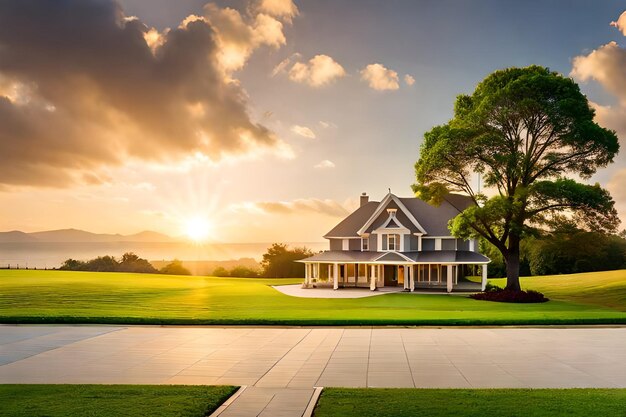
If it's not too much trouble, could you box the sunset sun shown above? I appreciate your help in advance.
[183,216,213,242]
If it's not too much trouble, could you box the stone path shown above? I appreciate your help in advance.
[1,325,626,416]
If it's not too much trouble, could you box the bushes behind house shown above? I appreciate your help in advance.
[60,252,190,275]
[61,252,157,274]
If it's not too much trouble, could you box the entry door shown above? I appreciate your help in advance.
[383,265,397,286]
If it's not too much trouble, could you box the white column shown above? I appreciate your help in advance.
[328,264,331,280]
[333,263,339,290]
[409,265,415,292]
[403,266,409,290]
[370,264,376,291]
[481,264,488,291]
[446,264,453,293]
[303,263,309,288]
[354,263,358,287]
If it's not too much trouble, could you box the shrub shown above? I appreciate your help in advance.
[159,259,191,276]
[60,259,86,271]
[118,252,158,273]
[484,282,503,292]
[212,266,230,277]
[229,266,260,278]
[471,288,549,303]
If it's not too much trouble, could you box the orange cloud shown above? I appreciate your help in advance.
[610,11,626,36]
[0,0,291,188]
[287,54,346,87]
[360,63,400,91]
[291,125,316,139]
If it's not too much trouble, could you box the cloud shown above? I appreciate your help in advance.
[404,74,416,86]
[204,3,287,74]
[0,0,292,188]
[314,159,335,169]
[291,125,316,139]
[319,120,336,128]
[256,0,299,23]
[360,63,400,91]
[271,57,292,76]
[232,198,350,217]
[287,55,346,87]
[610,11,626,36]
[571,41,626,140]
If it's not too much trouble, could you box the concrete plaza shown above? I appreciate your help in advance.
[1,325,626,416]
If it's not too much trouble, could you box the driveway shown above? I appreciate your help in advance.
[1,325,626,416]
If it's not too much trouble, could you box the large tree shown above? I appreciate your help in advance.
[413,66,620,291]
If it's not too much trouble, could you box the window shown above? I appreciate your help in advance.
[362,237,369,251]
[388,234,396,251]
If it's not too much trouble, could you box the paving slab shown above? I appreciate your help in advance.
[1,325,626,415]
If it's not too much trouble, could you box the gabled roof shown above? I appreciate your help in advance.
[357,193,427,235]
[323,201,379,238]
[324,192,475,239]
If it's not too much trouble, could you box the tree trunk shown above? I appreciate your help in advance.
[505,234,521,291]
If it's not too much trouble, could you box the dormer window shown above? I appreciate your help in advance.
[388,234,397,251]
[361,237,369,251]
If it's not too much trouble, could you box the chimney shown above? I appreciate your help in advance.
[360,192,369,207]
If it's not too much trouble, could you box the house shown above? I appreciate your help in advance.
[299,191,490,292]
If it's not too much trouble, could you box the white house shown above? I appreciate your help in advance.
[299,191,490,293]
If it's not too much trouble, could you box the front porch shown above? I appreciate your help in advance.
[301,261,487,293]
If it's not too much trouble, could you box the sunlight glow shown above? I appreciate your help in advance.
[183,216,213,242]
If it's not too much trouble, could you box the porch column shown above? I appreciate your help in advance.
[481,264,488,291]
[446,264,453,293]
[370,264,376,291]
[333,263,339,290]
[354,263,359,287]
[328,264,331,280]
[303,263,309,288]
[403,265,409,290]
[409,265,415,292]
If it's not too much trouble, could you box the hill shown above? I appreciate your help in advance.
[0,228,177,243]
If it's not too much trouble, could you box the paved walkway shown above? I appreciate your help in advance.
[1,326,626,416]
[273,284,403,298]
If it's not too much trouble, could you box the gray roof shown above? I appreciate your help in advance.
[323,201,379,238]
[398,194,474,236]
[403,250,489,263]
[300,250,489,264]
[324,193,474,238]
[299,251,381,263]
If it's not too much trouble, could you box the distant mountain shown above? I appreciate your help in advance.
[0,228,178,243]
[0,230,39,243]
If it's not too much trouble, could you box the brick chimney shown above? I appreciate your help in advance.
[360,192,369,207]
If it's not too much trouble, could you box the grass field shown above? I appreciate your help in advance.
[0,384,237,417]
[0,269,625,325]
[313,388,626,417]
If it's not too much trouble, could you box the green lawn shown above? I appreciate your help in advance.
[491,270,626,311]
[1,269,626,325]
[0,384,237,417]
[313,388,626,417]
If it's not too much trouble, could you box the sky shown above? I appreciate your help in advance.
[0,0,625,242]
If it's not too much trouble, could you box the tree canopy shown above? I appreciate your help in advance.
[413,66,620,290]
[261,243,312,278]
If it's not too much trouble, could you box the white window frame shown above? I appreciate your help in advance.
[342,239,349,250]
[388,234,397,251]
[361,237,369,251]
